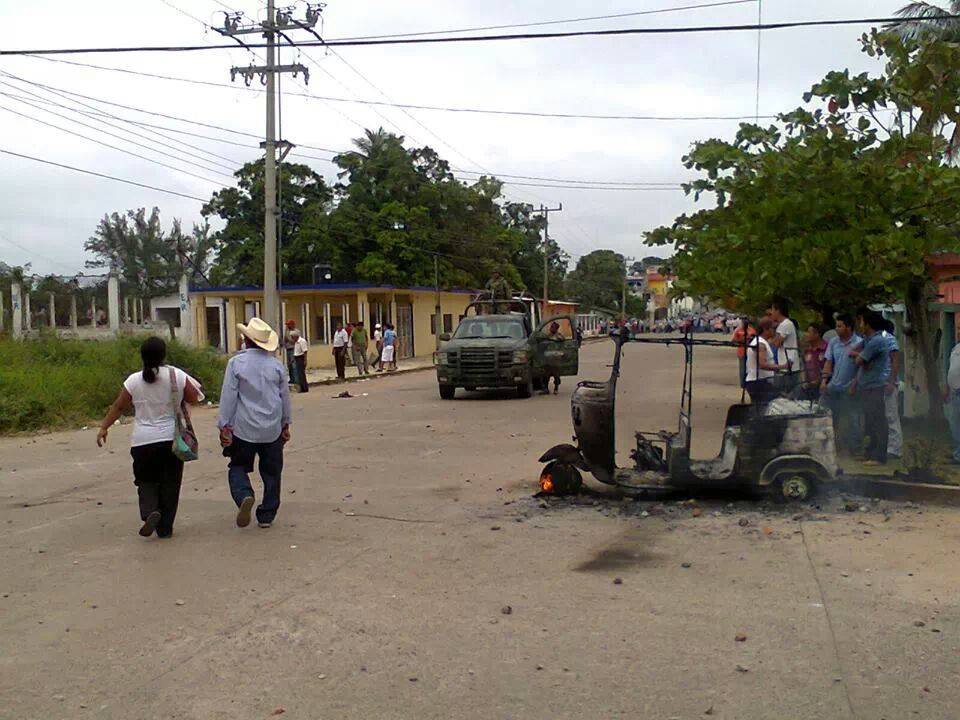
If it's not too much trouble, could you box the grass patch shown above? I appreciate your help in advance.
[0,334,226,433]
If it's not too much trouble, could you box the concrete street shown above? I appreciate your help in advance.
[2,340,958,720]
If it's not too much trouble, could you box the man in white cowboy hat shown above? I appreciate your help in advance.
[217,317,292,529]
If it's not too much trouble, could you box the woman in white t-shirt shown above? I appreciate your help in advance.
[745,318,787,405]
[97,337,203,539]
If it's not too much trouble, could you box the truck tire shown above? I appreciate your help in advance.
[517,376,534,399]
[439,384,456,400]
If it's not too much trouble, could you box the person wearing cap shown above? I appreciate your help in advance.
[217,318,292,529]
[351,321,370,376]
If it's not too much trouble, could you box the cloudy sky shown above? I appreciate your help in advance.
[0,0,907,276]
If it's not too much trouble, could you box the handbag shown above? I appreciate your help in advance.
[168,367,199,462]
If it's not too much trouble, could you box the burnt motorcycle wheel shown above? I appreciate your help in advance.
[775,472,815,502]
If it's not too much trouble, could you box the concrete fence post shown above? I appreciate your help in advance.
[108,274,120,332]
[70,295,78,331]
[124,296,130,325]
[11,282,23,339]
[0,286,4,333]
[24,292,31,332]
[48,292,56,329]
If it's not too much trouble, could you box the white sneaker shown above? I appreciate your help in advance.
[257,522,272,529]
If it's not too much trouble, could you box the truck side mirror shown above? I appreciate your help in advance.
[439,333,452,342]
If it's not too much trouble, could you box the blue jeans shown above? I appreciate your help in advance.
[826,389,862,455]
[227,435,284,524]
[946,395,960,462]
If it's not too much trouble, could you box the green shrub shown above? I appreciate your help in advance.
[0,335,226,433]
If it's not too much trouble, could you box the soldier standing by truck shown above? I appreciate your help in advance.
[540,321,565,395]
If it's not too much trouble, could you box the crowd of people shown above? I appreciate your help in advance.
[284,318,400,385]
[737,300,902,467]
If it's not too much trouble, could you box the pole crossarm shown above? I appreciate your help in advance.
[230,64,310,86]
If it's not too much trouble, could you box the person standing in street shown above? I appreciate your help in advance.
[541,321,564,395]
[373,323,384,372]
[767,298,800,385]
[881,319,903,460]
[332,322,349,380]
[96,336,203,539]
[732,318,756,388]
[381,323,398,372]
[218,318,292,529]
[284,319,298,386]
[944,340,960,464]
[291,330,309,393]
[820,313,863,455]
[744,318,787,406]
[851,312,892,466]
[801,323,828,400]
[351,320,370,376]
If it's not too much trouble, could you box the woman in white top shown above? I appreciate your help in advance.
[745,318,787,406]
[97,337,202,539]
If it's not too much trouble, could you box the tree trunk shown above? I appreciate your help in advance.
[905,280,943,422]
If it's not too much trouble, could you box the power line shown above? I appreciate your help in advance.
[23,54,781,122]
[4,16,958,55]
[329,0,759,41]
[0,101,232,187]
[0,148,210,202]
[0,79,240,174]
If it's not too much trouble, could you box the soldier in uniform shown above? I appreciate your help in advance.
[485,272,512,313]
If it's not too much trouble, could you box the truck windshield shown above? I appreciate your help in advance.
[453,319,527,340]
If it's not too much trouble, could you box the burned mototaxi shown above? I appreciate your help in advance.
[539,333,838,501]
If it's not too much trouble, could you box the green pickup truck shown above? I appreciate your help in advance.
[434,304,580,400]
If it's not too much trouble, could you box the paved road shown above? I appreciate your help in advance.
[2,340,957,719]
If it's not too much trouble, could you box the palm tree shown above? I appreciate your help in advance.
[889,2,960,41]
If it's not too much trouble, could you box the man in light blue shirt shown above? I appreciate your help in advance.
[218,318,292,529]
[820,313,862,455]
[851,312,892,464]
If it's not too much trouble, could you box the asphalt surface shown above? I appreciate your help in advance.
[2,338,958,720]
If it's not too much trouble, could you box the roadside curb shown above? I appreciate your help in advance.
[843,475,960,507]
[305,364,434,388]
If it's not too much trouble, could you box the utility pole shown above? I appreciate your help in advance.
[532,204,562,304]
[622,256,636,324]
[221,3,317,334]
[434,254,442,351]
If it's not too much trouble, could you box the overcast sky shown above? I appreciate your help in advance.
[0,0,907,276]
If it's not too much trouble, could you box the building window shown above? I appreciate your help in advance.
[443,314,453,333]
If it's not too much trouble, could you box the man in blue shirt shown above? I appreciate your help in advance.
[881,320,902,459]
[820,313,863,455]
[218,318,292,529]
[380,323,398,372]
[851,312,892,465]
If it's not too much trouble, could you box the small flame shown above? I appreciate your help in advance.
[539,473,554,494]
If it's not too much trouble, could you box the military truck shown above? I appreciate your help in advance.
[434,293,580,399]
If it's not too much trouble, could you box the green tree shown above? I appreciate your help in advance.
[889,2,960,41]
[646,31,960,417]
[85,208,178,299]
[203,159,333,286]
[566,250,627,314]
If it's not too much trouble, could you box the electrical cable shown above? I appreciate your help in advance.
[327,0,759,41]
[0,147,210,201]
[0,101,232,186]
[4,16,959,55]
[22,54,783,122]
[0,80,240,173]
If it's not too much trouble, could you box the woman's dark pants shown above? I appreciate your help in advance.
[131,442,184,536]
